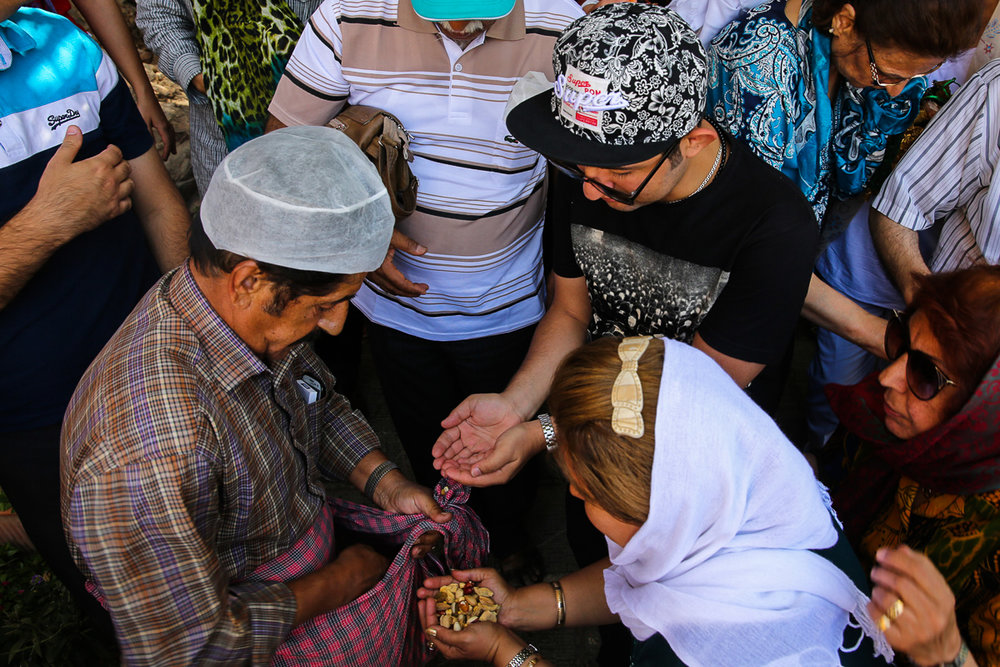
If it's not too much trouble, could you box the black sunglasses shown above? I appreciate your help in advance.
[547,142,677,205]
[884,310,956,401]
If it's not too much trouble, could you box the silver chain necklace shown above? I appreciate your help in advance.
[690,137,725,197]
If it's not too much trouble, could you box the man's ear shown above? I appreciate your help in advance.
[228,260,266,309]
[679,121,721,159]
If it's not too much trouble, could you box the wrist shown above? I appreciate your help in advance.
[370,465,404,508]
[503,642,540,667]
[536,414,558,452]
[501,388,541,423]
[934,633,969,667]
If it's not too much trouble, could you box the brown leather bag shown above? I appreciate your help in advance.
[328,105,418,219]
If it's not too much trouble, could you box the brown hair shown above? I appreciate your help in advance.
[811,0,982,59]
[548,337,664,526]
[909,265,1000,410]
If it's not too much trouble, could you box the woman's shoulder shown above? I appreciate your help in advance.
[711,0,799,54]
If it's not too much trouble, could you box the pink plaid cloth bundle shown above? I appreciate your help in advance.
[261,481,489,666]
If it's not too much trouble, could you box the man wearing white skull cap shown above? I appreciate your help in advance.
[60,127,451,664]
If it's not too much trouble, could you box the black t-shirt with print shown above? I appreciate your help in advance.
[550,132,817,366]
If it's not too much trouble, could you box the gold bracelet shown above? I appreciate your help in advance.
[551,579,566,626]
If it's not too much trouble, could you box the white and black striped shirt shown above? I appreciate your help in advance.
[873,58,1000,272]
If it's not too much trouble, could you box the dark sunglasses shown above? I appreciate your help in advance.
[865,39,943,89]
[884,310,956,401]
[547,141,677,205]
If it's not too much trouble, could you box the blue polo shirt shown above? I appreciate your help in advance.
[0,8,158,432]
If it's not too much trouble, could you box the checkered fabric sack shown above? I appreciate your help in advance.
[268,481,489,666]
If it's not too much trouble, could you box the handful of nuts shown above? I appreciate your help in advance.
[435,581,499,631]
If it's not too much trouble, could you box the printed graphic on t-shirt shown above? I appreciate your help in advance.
[571,225,729,342]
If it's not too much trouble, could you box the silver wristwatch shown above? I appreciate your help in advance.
[507,643,540,667]
[537,413,557,451]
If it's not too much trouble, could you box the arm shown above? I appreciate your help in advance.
[801,274,888,358]
[692,334,764,390]
[268,2,351,128]
[0,126,132,311]
[73,0,176,158]
[134,0,204,100]
[316,388,450,522]
[129,146,190,270]
[432,274,592,486]
[870,210,930,304]
[502,274,592,420]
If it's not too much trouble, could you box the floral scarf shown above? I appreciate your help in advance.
[708,0,925,223]
[828,353,1000,545]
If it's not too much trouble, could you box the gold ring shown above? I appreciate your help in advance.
[878,614,891,632]
[426,627,438,638]
[426,640,437,653]
[887,599,904,620]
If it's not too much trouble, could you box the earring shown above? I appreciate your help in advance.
[828,26,835,35]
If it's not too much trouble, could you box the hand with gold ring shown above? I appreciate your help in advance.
[867,545,976,666]
[425,626,438,653]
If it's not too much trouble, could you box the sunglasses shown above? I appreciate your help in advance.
[884,310,956,401]
[865,39,943,89]
[547,142,678,205]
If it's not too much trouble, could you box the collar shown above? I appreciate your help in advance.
[396,0,525,41]
[168,262,272,392]
[0,10,39,71]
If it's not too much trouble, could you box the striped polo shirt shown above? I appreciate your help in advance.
[872,58,1000,273]
[269,0,582,341]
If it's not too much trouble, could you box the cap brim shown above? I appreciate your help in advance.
[506,90,672,168]
[411,0,515,21]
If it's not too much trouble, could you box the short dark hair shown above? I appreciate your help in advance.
[909,265,1000,411]
[812,0,982,59]
[188,216,351,314]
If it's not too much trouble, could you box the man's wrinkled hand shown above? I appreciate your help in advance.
[29,126,133,240]
[376,473,452,524]
[367,229,429,297]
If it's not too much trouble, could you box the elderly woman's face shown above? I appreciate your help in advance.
[828,5,945,97]
[879,310,961,440]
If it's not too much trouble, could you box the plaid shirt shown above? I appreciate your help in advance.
[61,263,381,665]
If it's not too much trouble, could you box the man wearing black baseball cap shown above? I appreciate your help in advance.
[435,3,817,484]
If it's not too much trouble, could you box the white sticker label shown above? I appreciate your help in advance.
[554,64,629,133]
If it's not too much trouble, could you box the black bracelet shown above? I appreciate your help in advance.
[364,460,400,499]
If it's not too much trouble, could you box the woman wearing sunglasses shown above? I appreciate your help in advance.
[827,266,1000,666]
[419,336,892,666]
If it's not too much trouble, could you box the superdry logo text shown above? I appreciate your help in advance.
[48,109,81,130]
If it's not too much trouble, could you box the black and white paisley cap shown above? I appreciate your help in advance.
[507,2,707,168]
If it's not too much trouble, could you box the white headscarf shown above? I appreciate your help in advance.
[602,339,891,666]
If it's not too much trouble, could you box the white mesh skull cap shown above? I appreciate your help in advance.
[200,126,394,275]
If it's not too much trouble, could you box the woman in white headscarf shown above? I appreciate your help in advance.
[418,336,890,666]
